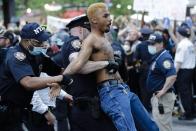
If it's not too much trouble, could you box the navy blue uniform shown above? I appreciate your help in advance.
[0,44,37,130]
[146,49,176,130]
[146,50,176,93]
[0,44,61,130]
[53,36,116,131]
[134,41,154,111]
[0,48,8,76]
[0,45,37,106]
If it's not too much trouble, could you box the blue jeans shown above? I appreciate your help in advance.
[98,81,159,131]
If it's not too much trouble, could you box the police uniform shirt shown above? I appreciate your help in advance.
[174,38,196,69]
[147,50,176,93]
[134,41,154,66]
[0,44,40,107]
[55,36,97,97]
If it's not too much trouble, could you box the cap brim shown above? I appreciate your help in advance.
[36,32,51,42]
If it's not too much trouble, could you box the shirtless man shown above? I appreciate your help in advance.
[63,3,159,131]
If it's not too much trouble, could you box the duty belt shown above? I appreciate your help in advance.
[97,79,121,90]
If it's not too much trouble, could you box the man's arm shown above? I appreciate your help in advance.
[20,75,63,91]
[156,75,176,98]
[63,36,94,75]
[69,52,109,74]
[175,62,182,74]
[168,26,179,45]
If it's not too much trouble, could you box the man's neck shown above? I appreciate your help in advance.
[91,27,104,37]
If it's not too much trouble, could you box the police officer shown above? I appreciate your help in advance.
[0,31,17,75]
[124,29,141,95]
[146,33,176,131]
[0,23,72,131]
[0,31,15,48]
[52,14,118,131]
[174,25,196,120]
[106,30,128,82]
[134,27,154,111]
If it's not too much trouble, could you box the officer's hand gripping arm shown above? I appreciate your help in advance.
[106,60,119,74]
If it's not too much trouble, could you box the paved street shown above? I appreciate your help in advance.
[173,117,196,131]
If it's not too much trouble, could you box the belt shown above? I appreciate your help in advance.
[97,79,121,90]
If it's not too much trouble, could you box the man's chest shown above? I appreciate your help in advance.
[94,40,114,58]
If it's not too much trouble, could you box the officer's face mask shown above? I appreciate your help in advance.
[148,45,157,55]
[29,40,49,57]
[29,46,48,56]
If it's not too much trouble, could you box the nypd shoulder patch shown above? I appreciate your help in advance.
[163,60,171,69]
[14,52,26,61]
[71,40,81,50]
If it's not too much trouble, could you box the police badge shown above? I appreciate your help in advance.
[71,40,81,50]
[14,52,26,61]
[163,60,171,69]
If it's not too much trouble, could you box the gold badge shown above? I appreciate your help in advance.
[14,52,26,61]
[163,60,171,69]
[71,40,81,50]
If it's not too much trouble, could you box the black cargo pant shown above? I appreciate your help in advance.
[176,69,194,117]
[0,102,23,131]
[69,97,117,131]
[24,107,55,131]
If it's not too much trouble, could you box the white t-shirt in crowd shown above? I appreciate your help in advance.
[174,38,196,69]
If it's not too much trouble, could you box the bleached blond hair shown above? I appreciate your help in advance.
[87,3,107,22]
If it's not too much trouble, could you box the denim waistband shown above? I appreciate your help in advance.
[97,79,121,90]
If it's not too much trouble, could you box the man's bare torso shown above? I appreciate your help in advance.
[88,33,117,83]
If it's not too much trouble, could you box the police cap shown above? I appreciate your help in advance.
[148,33,163,45]
[140,27,153,35]
[66,14,90,31]
[177,25,191,38]
[0,31,15,43]
[20,23,51,42]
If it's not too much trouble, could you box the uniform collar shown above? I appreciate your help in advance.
[151,49,166,62]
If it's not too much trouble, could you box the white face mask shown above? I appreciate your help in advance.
[148,45,157,55]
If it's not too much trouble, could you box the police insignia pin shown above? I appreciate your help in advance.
[14,52,26,61]
[71,40,81,49]
[163,60,171,69]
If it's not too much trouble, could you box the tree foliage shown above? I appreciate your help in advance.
[15,0,133,16]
